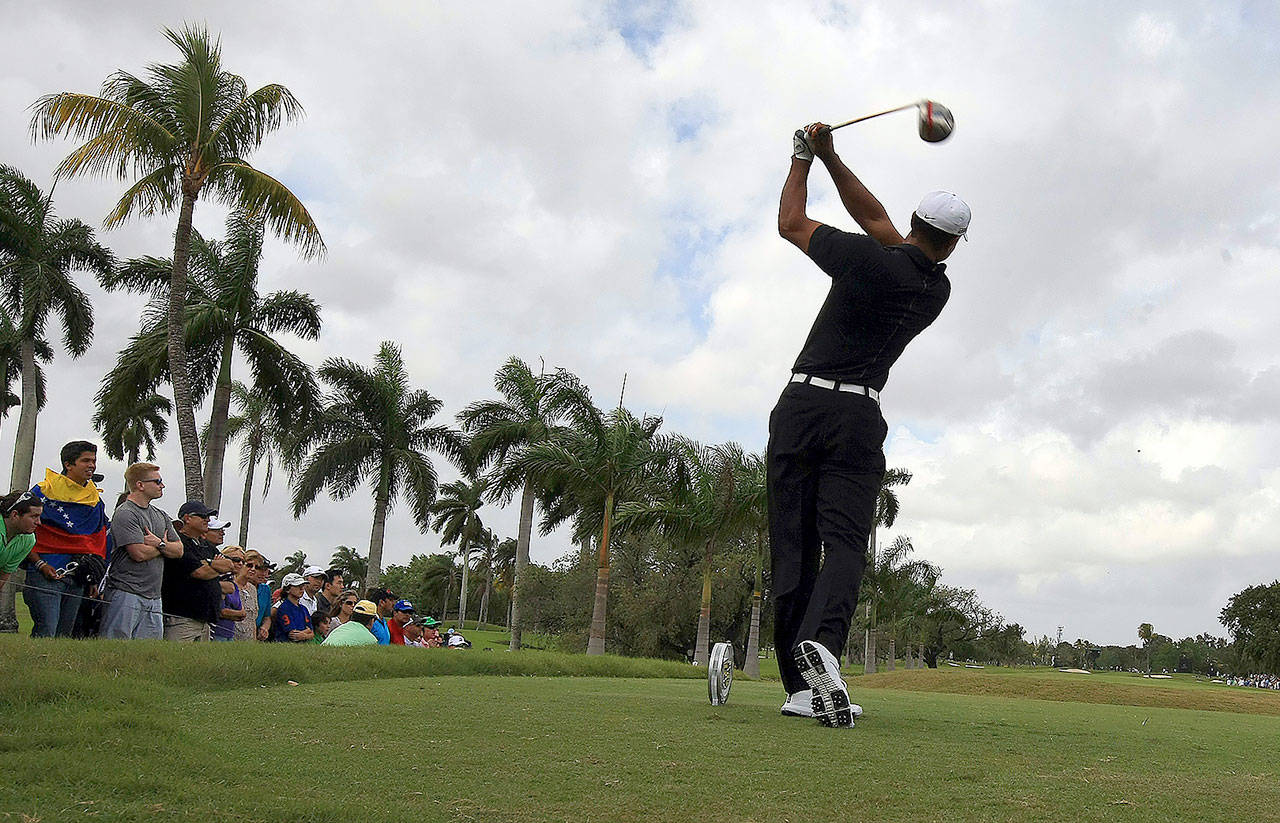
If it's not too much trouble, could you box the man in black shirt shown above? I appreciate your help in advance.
[770,122,970,727]
[160,501,233,641]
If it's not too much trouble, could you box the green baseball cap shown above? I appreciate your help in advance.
[419,616,438,627]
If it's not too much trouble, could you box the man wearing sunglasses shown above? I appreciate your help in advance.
[160,501,233,641]
[101,463,183,639]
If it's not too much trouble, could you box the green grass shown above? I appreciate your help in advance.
[3,637,1279,822]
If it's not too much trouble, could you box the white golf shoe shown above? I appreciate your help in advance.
[780,689,816,717]
[794,640,863,728]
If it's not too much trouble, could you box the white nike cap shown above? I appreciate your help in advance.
[915,191,971,237]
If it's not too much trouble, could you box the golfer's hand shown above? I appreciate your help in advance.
[805,122,835,160]
[792,129,814,162]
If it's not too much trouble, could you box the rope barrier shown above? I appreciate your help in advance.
[1,575,257,623]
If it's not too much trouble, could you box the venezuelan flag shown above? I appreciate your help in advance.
[31,469,109,558]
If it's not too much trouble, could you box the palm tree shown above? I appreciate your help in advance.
[0,164,114,491]
[470,527,502,626]
[98,207,321,507]
[93,391,172,469]
[493,536,518,628]
[1138,622,1154,673]
[0,307,52,633]
[290,341,464,587]
[459,357,586,650]
[420,554,459,620]
[0,307,53,442]
[617,439,749,665]
[428,478,488,629]
[735,451,768,678]
[329,546,369,590]
[863,467,912,673]
[866,535,940,670]
[273,549,308,586]
[519,401,673,655]
[32,24,325,499]
[222,381,295,547]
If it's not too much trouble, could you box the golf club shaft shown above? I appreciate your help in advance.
[827,102,919,132]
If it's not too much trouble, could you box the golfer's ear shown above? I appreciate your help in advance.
[780,216,822,253]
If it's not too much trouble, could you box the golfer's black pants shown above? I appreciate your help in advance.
[767,382,886,694]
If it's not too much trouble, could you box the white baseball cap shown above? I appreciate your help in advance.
[281,572,306,587]
[915,191,971,237]
[302,565,326,578]
[207,517,232,530]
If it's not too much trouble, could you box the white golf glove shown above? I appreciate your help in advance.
[792,129,814,162]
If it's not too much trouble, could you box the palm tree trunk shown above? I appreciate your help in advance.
[8,338,39,493]
[864,526,877,674]
[366,465,391,586]
[238,441,258,547]
[0,568,22,633]
[586,491,615,655]
[479,557,493,626]
[440,574,452,620]
[887,634,897,671]
[693,538,714,666]
[1,340,40,634]
[121,446,140,493]
[509,477,536,650]
[169,185,204,500]
[743,531,764,678]
[201,333,236,508]
[458,537,470,629]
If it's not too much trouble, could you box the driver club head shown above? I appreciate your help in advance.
[918,100,954,142]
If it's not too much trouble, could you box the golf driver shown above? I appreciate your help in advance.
[795,98,954,145]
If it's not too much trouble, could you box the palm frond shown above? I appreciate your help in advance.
[205,161,324,258]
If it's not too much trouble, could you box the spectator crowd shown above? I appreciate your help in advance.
[0,441,468,648]
[1223,674,1280,690]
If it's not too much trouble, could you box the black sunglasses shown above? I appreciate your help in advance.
[140,478,164,485]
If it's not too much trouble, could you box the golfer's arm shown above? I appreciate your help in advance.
[778,158,822,252]
[821,154,903,246]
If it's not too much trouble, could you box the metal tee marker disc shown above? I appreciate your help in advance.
[708,641,734,705]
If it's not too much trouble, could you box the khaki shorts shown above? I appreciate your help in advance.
[164,615,210,642]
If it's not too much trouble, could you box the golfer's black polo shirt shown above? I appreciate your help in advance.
[791,225,951,391]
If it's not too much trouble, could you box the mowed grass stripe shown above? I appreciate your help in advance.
[5,673,1280,822]
[858,668,1280,716]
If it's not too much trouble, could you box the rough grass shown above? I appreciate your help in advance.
[0,635,700,713]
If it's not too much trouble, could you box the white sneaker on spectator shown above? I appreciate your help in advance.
[794,640,863,727]
[780,689,816,717]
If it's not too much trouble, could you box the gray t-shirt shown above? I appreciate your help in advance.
[107,499,179,599]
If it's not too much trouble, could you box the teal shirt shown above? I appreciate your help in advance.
[0,518,36,574]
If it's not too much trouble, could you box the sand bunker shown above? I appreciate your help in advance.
[1057,668,1091,674]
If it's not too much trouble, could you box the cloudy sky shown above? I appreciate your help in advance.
[2,1,1277,645]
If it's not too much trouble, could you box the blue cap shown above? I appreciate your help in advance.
[393,599,415,613]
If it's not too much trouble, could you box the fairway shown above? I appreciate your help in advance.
[4,640,1280,822]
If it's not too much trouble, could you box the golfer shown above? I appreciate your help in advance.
[770,122,970,727]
